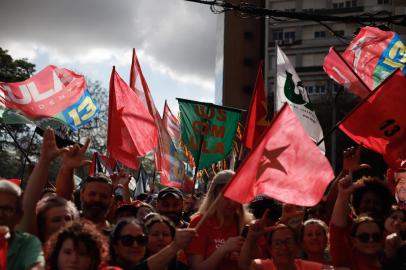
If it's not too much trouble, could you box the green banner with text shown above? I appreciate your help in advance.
[178,98,241,170]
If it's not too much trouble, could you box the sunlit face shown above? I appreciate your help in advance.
[384,210,405,234]
[352,222,383,256]
[57,239,92,270]
[147,222,173,255]
[113,223,146,265]
[395,177,406,203]
[80,182,112,221]
[269,228,299,265]
[44,206,75,242]
[302,223,327,254]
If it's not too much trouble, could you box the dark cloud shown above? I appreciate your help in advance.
[0,0,217,81]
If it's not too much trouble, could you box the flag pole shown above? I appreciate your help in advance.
[273,41,278,115]
[331,47,372,92]
[316,69,399,146]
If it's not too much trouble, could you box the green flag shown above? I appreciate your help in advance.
[178,98,242,170]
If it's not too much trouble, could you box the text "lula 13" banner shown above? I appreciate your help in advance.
[0,65,99,131]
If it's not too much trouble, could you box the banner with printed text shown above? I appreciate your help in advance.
[0,65,99,131]
[178,98,241,170]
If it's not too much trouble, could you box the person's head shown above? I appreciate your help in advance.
[110,218,148,267]
[80,173,113,223]
[114,203,138,223]
[144,214,175,255]
[304,202,328,223]
[197,170,252,229]
[136,203,154,221]
[45,221,108,270]
[156,187,184,225]
[394,169,406,204]
[351,177,395,220]
[183,194,197,213]
[135,193,149,202]
[300,219,328,256]
[0,180,23,230]
[384,205,406,234]
[36,195,79,242]
[350,216,384,256]
[249,195,282,225]
[267,224,300,266]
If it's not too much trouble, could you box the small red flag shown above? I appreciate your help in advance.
[339,69,406,163]
[243,62,269,149]
[323,47,371,98]
[107,67,157,169]
[223,104,334,206]
[162,100,181,141]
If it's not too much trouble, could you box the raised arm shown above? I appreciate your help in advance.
[147,228,196,270]
[55,139,90,200]
[16,128,66,234]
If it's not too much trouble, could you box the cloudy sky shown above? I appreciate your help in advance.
[0,0,218,113]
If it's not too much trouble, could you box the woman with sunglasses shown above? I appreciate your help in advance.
[144,214,188,270]
[186,170,253,270]
[109,218,196,270]
[330,173,385,270]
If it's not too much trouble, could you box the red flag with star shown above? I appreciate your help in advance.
[243,62,269,149]
[223,104,334,206]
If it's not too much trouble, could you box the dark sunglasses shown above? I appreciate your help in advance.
[118,234,148,247]
[356,232,382,243]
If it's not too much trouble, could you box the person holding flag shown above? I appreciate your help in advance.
[186,170,252,270]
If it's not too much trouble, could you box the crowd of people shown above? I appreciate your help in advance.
[0,129,406,270]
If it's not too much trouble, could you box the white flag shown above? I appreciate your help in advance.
[276,44,325,152]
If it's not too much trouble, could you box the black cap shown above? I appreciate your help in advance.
[158,187,183,201]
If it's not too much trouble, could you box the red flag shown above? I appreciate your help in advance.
[323,47,371,98]
[243,62,269,149]
[129,50,185,188]
[223,104,334,206]
[339,70,406,163]
[107,67,157,169]
[163,100,181,141]
[0,65,85,118]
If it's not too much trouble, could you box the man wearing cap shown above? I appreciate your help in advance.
[156,187,189,228]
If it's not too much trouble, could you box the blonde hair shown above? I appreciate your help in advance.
[195,170,252,231]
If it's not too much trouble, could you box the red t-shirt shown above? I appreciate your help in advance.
[329,223,382,270]
[186,213,240,270]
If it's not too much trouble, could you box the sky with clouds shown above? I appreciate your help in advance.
[0,0,218,113]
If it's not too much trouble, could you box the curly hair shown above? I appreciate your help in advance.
[45,221,108,270]
[351,176,395,219]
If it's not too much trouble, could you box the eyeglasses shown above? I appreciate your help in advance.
[271,238,296,248]
[118,234,148,247]
[355,232,382,243]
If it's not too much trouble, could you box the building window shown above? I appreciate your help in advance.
[306,86,314,94]
[285,8,296,12]
[273,31,295,42]
[333,0,357,8]
[314,31,326,39]
[335,30,345,36]
[377,0,390,4]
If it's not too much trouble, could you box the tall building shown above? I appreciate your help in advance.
[265,0,406,102]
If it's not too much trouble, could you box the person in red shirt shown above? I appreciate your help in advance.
[186,170,252,270]
[329,172,385,270]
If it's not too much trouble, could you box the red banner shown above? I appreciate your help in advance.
[0,65,85,118]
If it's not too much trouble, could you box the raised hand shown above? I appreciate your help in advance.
[39,128,68,163]
[220,236,245,254]
[247,209,274,239]
[172,228,197,250]
[61,138,91,169]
